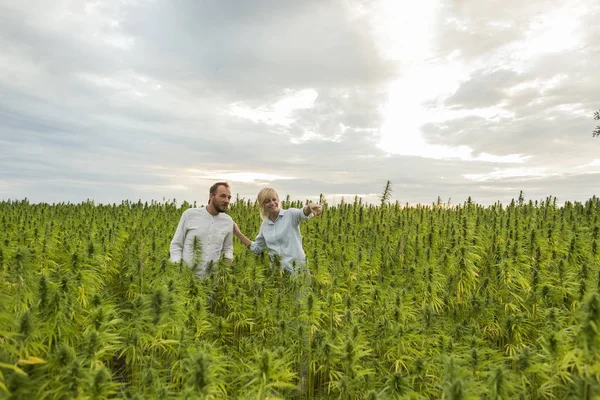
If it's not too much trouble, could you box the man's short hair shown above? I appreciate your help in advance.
[209,182,230,196]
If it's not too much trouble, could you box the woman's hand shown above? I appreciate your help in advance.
[307,203,323,216]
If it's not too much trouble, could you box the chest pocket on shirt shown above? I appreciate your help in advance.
[217,230,227,244]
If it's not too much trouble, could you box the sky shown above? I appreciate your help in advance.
[1,0,599,206]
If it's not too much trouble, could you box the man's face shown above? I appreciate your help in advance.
[210,185,232,213]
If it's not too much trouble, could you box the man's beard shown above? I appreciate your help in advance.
[214,203,228,213]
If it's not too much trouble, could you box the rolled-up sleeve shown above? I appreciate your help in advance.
[169,213,187,262]
[292,207,313,225]
[223,226,234,260]
[249,230,267,254]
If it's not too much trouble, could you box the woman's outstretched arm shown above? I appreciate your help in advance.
[303,202,323,216]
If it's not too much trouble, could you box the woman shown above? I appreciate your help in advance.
[233,187,322,275]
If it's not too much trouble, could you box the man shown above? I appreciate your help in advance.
[169,182,233,278]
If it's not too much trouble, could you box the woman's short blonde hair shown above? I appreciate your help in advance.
[257,187,279,220]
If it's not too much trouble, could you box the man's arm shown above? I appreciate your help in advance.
[223,224,234,263]
[169,213,187,262]
[233,222,252,247]
[233,222,266,254]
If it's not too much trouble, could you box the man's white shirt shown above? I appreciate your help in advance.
[169,207,233,277]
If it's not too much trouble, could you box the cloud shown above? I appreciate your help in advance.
[464,167,553,182]
[445,69,520,109]
[190,171,296,184]
[229,89,319,127]
[0,0,598,206]
[120,0,395,96]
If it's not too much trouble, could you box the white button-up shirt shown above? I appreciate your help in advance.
[249,208,312,273]
[169,207,233,277]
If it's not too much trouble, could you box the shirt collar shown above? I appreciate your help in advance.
[266,208,285,224]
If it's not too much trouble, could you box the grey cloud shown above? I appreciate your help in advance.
[1,0,598,206]
[421,111,597,164]
[120,0,395,99]
[0,0,392,169]
[425,0,600,160]
[445,69,520,109]
[284,87,387,142]
[0,3,129,83]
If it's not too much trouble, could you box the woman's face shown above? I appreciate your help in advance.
[263,195,280,215]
